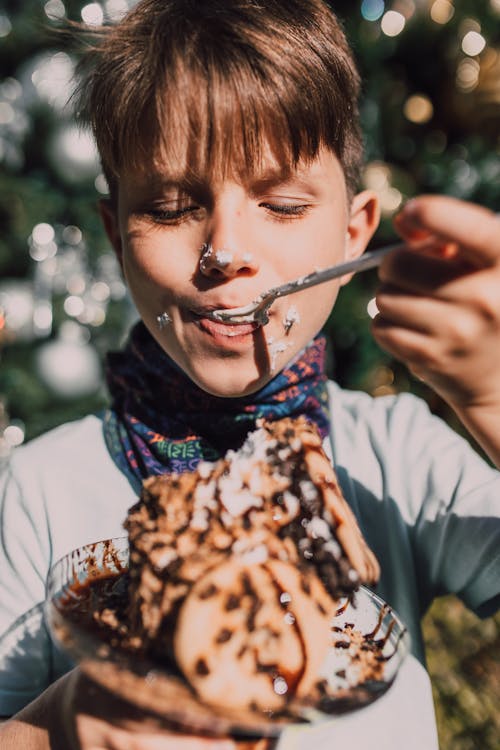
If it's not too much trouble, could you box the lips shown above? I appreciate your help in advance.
[196,316,258,338]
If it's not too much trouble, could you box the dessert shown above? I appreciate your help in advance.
[124,416,380,712]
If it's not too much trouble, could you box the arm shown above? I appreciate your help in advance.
[372,196,500,467]
[0,464,55,716]
[0,675,70,750]
[0,669,242,749]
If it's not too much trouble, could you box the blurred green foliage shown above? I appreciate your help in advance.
[423,599,500,750]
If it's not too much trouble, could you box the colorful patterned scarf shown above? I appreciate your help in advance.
[103,322,330,492]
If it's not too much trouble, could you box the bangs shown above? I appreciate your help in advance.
[75,0,362,193]
[147,49,328,184]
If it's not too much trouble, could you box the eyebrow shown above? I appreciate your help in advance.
[130,174,208,202]
[248,173,295,194]
[141,173,199,190]
[136,161,318,196]
[248,168,325,198]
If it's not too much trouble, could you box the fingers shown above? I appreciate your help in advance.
[378,249,470,295]
[67,671,239,750]
[377,259,500,327]
[375,196,500,380]
[75,711,238,749]
[394,196,500,267]
[374,279,500,346]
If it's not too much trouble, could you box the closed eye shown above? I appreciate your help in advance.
[260,202,310,219]
[145,205,203,224]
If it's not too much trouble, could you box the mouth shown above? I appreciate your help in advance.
[190,303,262,342]
[195,314,260,339]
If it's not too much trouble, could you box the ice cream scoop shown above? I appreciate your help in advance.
[174,558,337,712]
[125,417,380,714]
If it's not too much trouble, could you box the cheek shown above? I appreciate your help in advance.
[275,284,339,344]
[300,281,341,322]
[284,234,347,291]
[122,241,191,297]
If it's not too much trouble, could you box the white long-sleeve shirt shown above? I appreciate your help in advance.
[1,382,499,747]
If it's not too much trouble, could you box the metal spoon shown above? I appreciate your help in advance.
[206,241,402,326]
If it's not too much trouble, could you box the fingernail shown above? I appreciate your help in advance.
[394,200,431,242]
[400,198,418,215]
[395,199,420,224]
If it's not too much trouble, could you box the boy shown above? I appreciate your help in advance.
[1,1,499,747]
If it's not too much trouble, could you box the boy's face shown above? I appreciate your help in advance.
[101,147,378,397]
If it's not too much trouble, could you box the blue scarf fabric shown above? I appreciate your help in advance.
[103,322,330,491]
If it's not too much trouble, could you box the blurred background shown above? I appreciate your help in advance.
[0,0,499,746]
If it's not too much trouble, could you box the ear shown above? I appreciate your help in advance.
[99,199,123,269]
[340,190,380,286]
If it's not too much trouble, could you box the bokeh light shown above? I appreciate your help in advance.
[32,223,56,246]
[49,123,100,181]
[35,334,102,397]
[363,162,404,216]
[0,283,35,339]
[44,0,66,20]
[0,13,11,37]
[95,173,110,195]
[29,52,75,110]
[104,0,130,20]
[381,10,406,36]
[3,422,25,448]
[0,77,27,169]
[64,295,86,317]
[81,2,104,25]
[366,297,379,319]
[0,78,22,102]
[462,31,487,57]
[361,0,385,22]
[33,302,53,337]
[0,102,14,125]
[430,0,455,25]
[404,94,434,124]
[456,58,480,92]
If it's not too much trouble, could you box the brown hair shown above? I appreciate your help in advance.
[73,0,363,197]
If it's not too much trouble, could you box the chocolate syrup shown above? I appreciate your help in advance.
[56,571,402,719]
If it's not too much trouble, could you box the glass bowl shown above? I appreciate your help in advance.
[45,537,410,738]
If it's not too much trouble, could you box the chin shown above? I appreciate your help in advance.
[187,364,274,399]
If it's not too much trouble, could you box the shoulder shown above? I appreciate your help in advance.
[10,413,105,465]
[326,380,498,502]
[326,380,440,448]
[5,411,134,499]
[7,414,115,487]
[3,414,136,562]
[326,379,498,508]
[326,379,497,468]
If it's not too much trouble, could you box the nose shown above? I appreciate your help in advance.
[199,242,258,279]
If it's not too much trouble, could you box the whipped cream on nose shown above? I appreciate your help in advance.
[199,243,255,274]
[214,249,233,267]
[199,243,234,272]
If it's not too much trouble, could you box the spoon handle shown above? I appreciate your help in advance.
[269,211,500,303]
[267,242,401,301]
[210,242,403,324]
